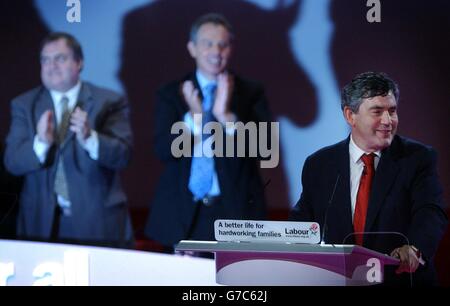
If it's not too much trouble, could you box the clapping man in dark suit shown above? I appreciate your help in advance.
[290,71,447,285]
[145,13,272,250]
[4,32,134,248]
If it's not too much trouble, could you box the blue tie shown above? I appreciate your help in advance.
[188,84,216,200]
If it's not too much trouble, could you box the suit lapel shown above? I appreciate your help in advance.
[61,82,94,149]
[229,76,239,115]
[330,137,354,243]
[364,140,400,232]
[77,82,95,113]
[191,73,202,100]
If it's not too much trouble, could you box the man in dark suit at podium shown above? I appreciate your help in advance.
[290,71,447,285]
[145,13,270,250]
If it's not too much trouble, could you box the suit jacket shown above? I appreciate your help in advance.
[4,82,134,247]
[290,135,447,285]
[145,73,270,246]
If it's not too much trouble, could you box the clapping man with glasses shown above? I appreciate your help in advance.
[4,32,134,248]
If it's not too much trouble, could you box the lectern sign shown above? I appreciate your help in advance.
[214,220,320,244]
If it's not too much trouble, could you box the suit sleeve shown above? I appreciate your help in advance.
[408,148,448,261]
[96,97,133,170]
[289,156,314,221]
[249,85,272,123]
[4,99,43,176]
[153,88,188,162]
[230,83,275,163]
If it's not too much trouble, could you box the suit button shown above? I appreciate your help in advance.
[202,197,211,206]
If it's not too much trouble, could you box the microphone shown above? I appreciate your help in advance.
[320,173,340,245]
[262,178,271,190]
[248,178,271,208]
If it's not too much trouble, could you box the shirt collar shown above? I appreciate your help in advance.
[49,81,82,106]
[349,134,381,164]
[195,70,217,94]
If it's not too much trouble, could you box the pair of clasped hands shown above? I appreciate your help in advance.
[181,73,235,124]
[37,107,90,145]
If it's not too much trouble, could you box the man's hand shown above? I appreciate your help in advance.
[37,110,54,145]
[182,80,202,115]
[390,245,422,274]
[212,73,234,123]
[69,107,91,144]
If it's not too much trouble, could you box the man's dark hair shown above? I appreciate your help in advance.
[189,13,234,42]
[341,71,399,112]
[40,32,84,62]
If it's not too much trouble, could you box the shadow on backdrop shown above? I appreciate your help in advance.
[119,0,317,235]
[0,0,49,139]
[0,142,22,239]
[0,0,48,238]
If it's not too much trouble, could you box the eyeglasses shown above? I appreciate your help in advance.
[40,54,72,66]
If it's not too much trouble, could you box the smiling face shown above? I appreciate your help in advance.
[187,22,232,80]
[40,38,82,92]
[344,92,398,152]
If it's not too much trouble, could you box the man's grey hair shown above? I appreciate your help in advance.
[341,71,399,112]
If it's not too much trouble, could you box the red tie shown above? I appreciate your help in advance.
[354,153,375,245]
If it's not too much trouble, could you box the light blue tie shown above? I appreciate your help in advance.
[188,84,216,200]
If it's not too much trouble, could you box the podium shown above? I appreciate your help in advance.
[0,239,216,286]
[176,240,400,286]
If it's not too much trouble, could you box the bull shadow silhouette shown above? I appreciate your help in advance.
[0,0,47,238]
[119,0,317,226]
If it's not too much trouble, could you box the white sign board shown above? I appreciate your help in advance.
[0,239,215,286]
[214,220,320,244]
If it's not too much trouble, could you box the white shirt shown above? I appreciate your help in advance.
[349,135,381,221]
